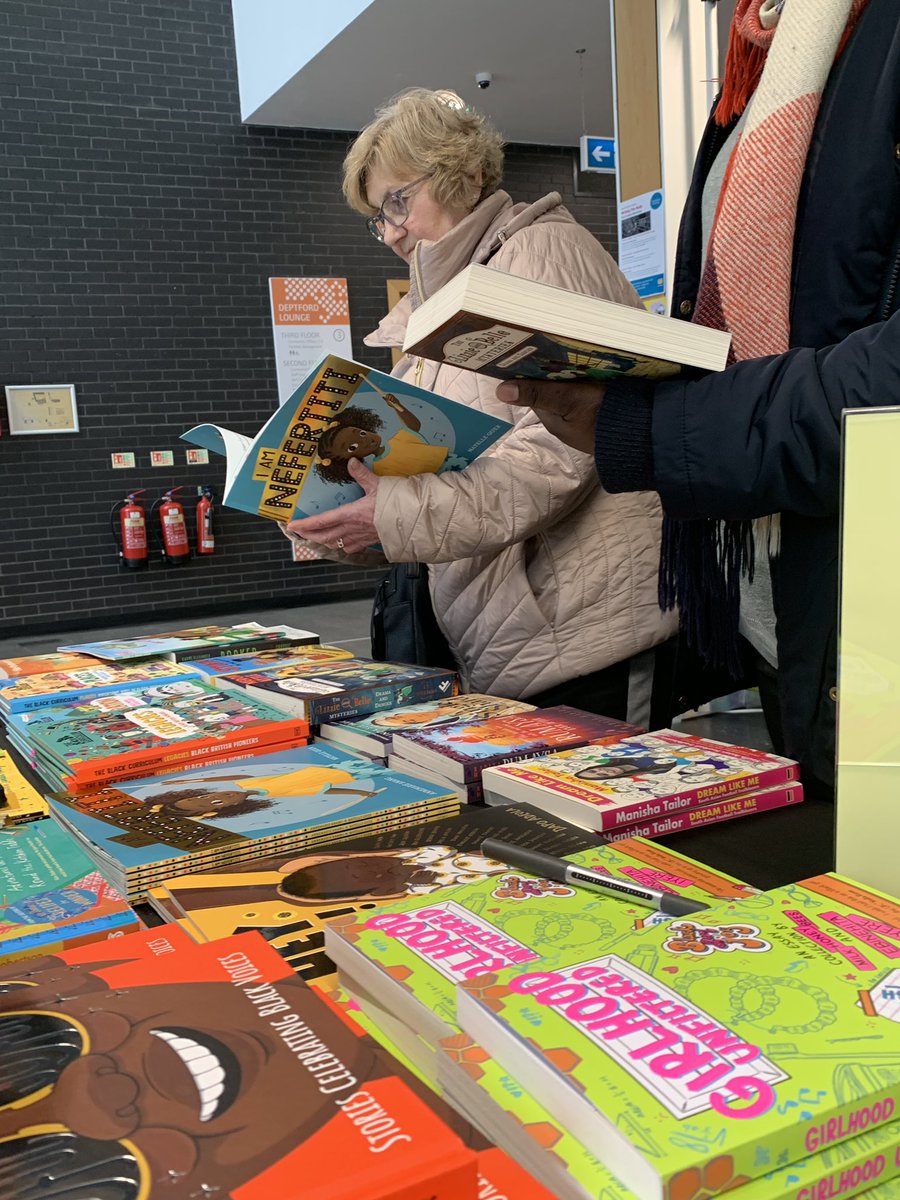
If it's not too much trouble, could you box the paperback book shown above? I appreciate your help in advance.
[218,657,457,724]
[318,692,536,759]
[438,1031,900,1200]
[47,742,459,900]
[0,820,138,962]
[0,658,203,714]
[602,781,804,842]
[403,262,732,381]
[0,651,103,679]
[17,678,309,789]
[455,873,900,1200]
[324,838,755,1079]
[181,352,511,525]
[57,620,318,662]
[387,752,487,805]
[481,729,801,833]
[189,641,354,679]
[0,928,480,1200]
[392,704,644,784]
[0,749,48,823]
[147,802,598,989]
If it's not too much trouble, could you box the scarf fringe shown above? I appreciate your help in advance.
[659,515,755,677]
[714,14,769,126]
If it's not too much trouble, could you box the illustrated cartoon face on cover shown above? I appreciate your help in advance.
[313,393,448,484]
[0,963,371,1198]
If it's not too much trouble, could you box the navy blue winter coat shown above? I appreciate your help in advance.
[596,0,900,790]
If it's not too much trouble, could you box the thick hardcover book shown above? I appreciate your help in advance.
[0,658,203,714]
[393,705,644,784]
[0,750,48,823]
[0,821,138,963]
[439,1031,900,1200]
[189,642,354,679]
[218,657,457,724]
[57,621,318,662]
[0,929,479,1199]
[318,692,536,759]
[18,678,308,787]
[324,839,755,1076]
[46,743,459,900]
[148,803,598,990]
[403,263,732,381]
[602,781,804,842]
[481,729,801,832]
[181,352,511,525]
[455,873,900,1200]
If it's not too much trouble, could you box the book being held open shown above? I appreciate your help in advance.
[181,353,511,525]
[403,263,732,381]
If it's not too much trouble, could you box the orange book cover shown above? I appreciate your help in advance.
[0,928,477,1199]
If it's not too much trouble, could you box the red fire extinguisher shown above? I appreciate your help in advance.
[195,486,215,555]
[151,487,191,566]
[110,490,149,570]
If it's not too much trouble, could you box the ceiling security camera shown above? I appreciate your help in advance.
[475,71,492,89]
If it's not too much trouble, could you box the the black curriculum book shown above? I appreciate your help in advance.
[403,262,731,381]
[147,802,601,989]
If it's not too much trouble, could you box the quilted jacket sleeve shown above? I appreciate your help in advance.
[597,310,900,521]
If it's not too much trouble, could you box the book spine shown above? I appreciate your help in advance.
[66,721,310,785]
[0,907,139,961]
[602,783,804,840]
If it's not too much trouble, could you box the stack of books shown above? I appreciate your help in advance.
[45,741,461,902]
[480,728,804,839]
[187,641,354,680]
[0,818,138,962]
[55,619,320,662]
[388,705,644,804]
[0,657,205,716]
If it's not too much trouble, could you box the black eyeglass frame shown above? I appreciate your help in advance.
[365,174,432,242]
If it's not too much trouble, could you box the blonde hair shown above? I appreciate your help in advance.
[343,87,505,216]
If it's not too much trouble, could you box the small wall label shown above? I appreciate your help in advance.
[150,450,174,467]
[186,448,209,464]
[111,452,136,469]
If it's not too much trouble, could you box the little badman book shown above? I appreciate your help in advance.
[182,353,511,524]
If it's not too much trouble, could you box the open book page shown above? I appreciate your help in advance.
[181,424,252,496]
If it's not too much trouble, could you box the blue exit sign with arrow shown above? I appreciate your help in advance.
[579,135,616,174]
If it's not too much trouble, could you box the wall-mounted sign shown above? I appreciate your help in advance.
[150,450,174,467]
[111,452,136,469]
[580,135,616,174]
[269,277,351,406]
[186,448,209,465]
[5,384,79,435]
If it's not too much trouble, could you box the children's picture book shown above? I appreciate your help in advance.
[318,692,537,758]
[0,929,480,1200]
[57,620,319,662]
[438,1030,900,1200]
[602,780,805,842]
[18,678,309,789]
[0,820,138,963]
[392,705,644,784]
[455,873,900,1200]
[324,838,756,1077]
[481,729,801,832]
[0,650,103,679]
[403,263,732,381]
[189,642,354,679]
[0,658,203,714]
[47,742,459,899]
[147,802,598,990]
[0,750,48,824]
[181,353,511,525]
[218,657,457,724]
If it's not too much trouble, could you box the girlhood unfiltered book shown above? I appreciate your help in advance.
[181,354,511,524]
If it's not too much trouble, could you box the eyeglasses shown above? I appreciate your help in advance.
[366,174,431,242]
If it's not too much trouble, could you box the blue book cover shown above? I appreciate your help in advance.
[0,659,203,714]
[47,743,459,886]
[181,353,511,523]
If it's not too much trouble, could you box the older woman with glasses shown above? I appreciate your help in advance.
[287,88,677,721]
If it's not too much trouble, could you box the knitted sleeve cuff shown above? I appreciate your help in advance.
[594,379,656,493]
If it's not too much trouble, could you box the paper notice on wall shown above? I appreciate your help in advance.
[269,277,351,405]
[617,190,667,315]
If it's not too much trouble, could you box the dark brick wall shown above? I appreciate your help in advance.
[0,0,618,636]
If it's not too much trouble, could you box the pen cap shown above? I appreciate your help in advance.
[480,838,569,885]
[658,892,709,917]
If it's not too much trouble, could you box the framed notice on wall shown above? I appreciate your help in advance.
[269,277,351,406]
[5,384,79,435]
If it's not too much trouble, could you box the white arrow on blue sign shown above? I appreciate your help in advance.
[579,135,617,174]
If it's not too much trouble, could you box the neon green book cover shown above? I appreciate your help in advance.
[454,874,900,1200]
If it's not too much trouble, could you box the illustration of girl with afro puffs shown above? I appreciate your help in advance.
[314,385,449,485]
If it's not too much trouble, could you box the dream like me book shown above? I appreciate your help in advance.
[181,353,511,525]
